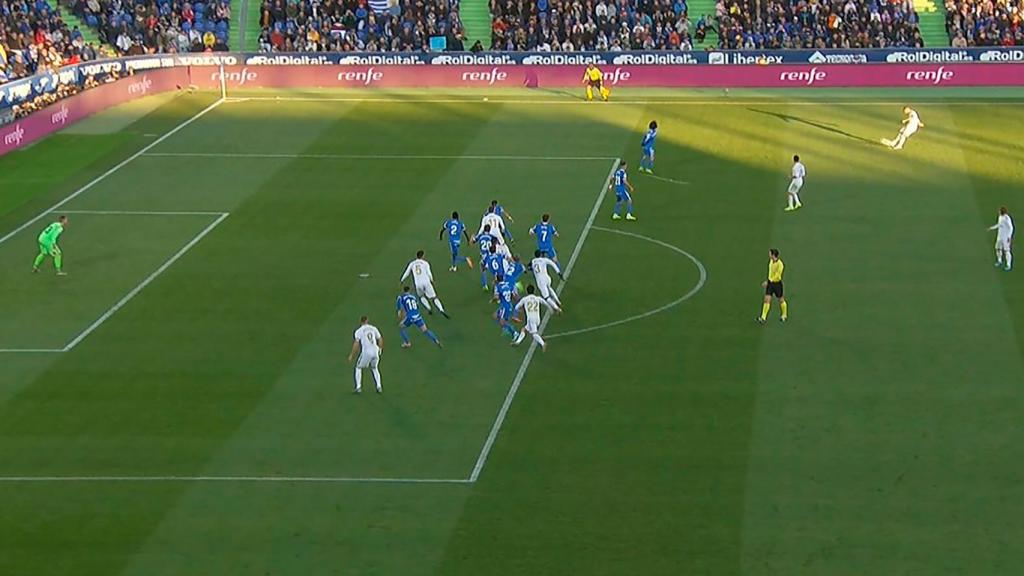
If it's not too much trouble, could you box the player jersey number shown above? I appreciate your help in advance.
[450,224,459,235]
[414,264,422,275]
[526,301,540,312]
[406,299,418,310]
[540,230,548,242]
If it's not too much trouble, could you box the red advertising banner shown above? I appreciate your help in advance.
[200,63,1024,90]
[0,68,189,156]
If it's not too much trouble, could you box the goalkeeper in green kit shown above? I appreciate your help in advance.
[33,215,68,275]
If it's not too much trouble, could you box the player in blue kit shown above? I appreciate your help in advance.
[482,244,507,291]
[439,211,474,272]
[639,120,657,174]
[492,274,520,340]
[505,253,526,294]
[396,286,442,348]
[473,224,499,290]
[530,214,559,262]
[611,160,637,221]
[487,199,516,243]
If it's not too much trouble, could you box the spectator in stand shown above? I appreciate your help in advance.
[257,0,463,52]
[716,0,922,49]
[1,0,103,81]
[946,0,1024,46]
[489,0,694,51]
[66,0,231,53]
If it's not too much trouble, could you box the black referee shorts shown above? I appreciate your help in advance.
[765,281,784,298]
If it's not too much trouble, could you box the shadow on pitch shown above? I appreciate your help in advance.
[746,108,878,146]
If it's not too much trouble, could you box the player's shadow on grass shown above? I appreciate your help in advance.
[746,108,877,146]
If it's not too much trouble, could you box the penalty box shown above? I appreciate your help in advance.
[0,211,228,353]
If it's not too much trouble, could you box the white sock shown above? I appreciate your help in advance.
[997,249,1004,264]
[433,298,445,314]
[787,194,794,208]
[1007,250,1013,268]
[532,333,546,348]
[419,297,432,311]
[546,297,561,312]
[794,192,801,205]
[354,369,362,392]
[513,330,527,345]
[372,368,382,391]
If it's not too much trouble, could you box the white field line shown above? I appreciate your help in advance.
[0,348,63,353]
[468,158,619,483]
[59,213,229,352]
[0,475,471,484]
[645,174,691,186]
[143,152,616,161]
[225,97,1009,106]
[60,210,227,216]
[546,226,707,340]
[0,98,225,248]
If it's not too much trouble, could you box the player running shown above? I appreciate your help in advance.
[582,63,610,102]
[513,285,559,351]
[757,248,788,324]
[33,215,68,275]
[611,161,636,221]
[883,106,923,150]
[530,249,563,312]
[504,253,526,294]
[785,154,805,212]
[400,250,449,318]
[482,244,507,291]
[990,206,1014,271]
[397,286,442,348]
[530,214,559,261]
[492,274,520,341]
[348,316,383,394]
[479,206,508,242]
[487,199,515,243]
[473,224,500,290]
[439,211,474,272]
[639,121,657,174]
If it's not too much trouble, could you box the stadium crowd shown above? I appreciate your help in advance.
[945,0,1024,46]
[256,0,465,52]
[64,0,231,53]
[0,0,108,82]
[716,0,924,49]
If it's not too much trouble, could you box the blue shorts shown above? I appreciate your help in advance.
[539,246,556,260]
[616,188,631,202]
[643,146,654,157]
[402,317,426,329]
[496,305,513,322]
[449,240,461,253]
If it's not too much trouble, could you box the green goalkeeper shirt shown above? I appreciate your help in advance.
[38,222,64,245]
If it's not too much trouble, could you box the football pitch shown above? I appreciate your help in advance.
[0,87,1022,575]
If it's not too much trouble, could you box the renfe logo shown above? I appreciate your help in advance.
[50,104,69,125]
[127,76,154,94]
[211,68,258,86]
[461,68,508,85]
[905,66,955,85]
[602,67,632,85]
[337,67,383,85]
[779,67,827,85]
[3,124,25,146]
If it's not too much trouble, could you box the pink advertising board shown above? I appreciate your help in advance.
[0,67,189,156]
[199,63,1024,90]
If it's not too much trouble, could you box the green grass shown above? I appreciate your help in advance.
[0,87,1022,575]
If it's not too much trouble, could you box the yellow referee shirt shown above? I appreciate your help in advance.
[768,259,784,283]
[584,67,603,82]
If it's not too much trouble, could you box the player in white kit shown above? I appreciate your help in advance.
[348,316,383,394]
[990,206,1014,271]
[479,207,507,239]
[400,250,449,318]
[883,106,923,150]
[530,249,563,311]
[785,154,805,212]
[513,285,558,351]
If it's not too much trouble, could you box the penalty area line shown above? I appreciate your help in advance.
[142,152,617,161]
[468,157,619,483]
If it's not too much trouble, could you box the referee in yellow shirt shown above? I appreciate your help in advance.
[582,63,609,101]
[758,248,788,323]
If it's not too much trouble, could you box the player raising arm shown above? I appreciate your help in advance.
[396,287,442,349]
[513,285,559,352]
[33,215,68,275]
[348,316,383,394]
[530,249,563,312]
[439,211,474,272]
[400,250,449,318]
[990,206,1014,271]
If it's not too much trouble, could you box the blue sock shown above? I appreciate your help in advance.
[504,230,515,242]
[480,271,488,287]
[451,247,458,267]
[627,202,633,215]
[424,330,439,344]
[399,328,410,345]
[502,324,516,338]
[614,200,622,215]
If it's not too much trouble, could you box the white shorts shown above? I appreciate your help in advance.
[415,282,437,299]
[996,237,1012,252]
[788,178,803,194]
[902,125,918,137]
[524,317,540,334]
[356,352,379,369]
[537,277,553,299]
